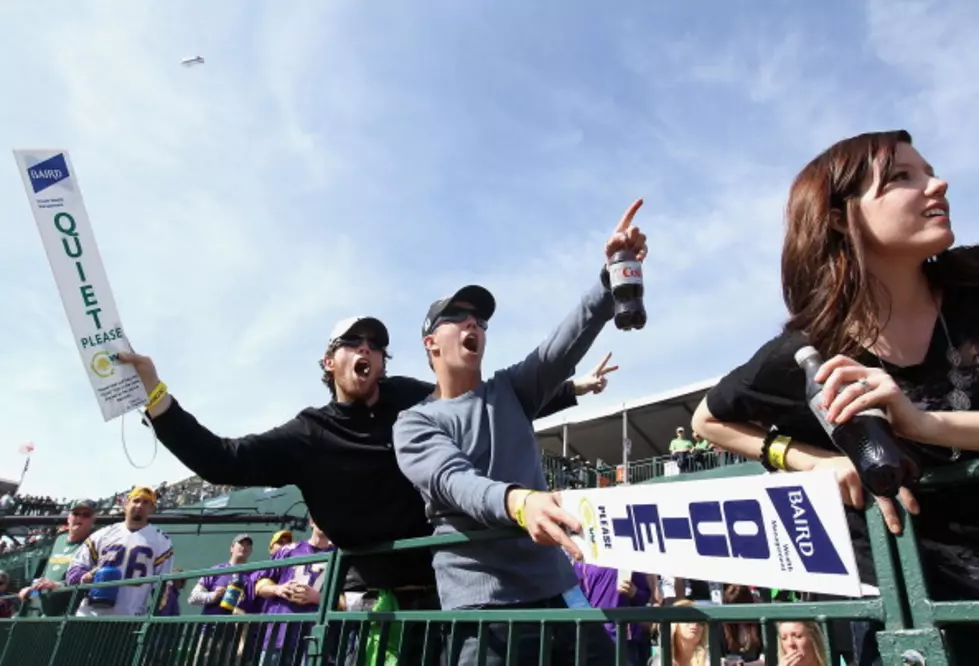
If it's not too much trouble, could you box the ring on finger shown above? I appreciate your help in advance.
[856,377,871,392]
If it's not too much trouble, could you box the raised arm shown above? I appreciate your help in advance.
[534,380,578,419]
[394,410,515,527]
[506,202,646,418]
[504,278,614,418]
[118,352,311,487]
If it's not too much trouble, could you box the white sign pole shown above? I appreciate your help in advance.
[13,149,147,421]
[562,469,862,597]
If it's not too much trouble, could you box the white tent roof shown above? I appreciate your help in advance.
[533,377,720,464]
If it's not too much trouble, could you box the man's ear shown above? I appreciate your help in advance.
[323,354,336,372]
[423,334,439,358]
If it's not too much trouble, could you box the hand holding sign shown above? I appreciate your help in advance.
[573,352,619,396]
[605,199,647,264]
[507,489,583,560]
[116,351,172,417]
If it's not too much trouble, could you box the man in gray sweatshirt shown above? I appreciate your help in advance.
[393,201,647,665]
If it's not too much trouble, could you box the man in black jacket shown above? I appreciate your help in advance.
[118,315,614,660]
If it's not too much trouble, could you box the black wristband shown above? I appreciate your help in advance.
[759,426,780,472]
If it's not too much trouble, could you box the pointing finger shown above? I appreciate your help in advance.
[614,199,643,234]
[598,364,620,377]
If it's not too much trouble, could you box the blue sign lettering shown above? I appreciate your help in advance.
[766,486,847,575]
[611,503,665,553]
[724,499,770,560]
[691,501,729,557]
[607,499,771,562]
[27,154,70,193]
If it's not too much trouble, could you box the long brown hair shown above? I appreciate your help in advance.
[781,129,979,358]
[720,585,761,655]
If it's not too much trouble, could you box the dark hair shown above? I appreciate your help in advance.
[318,346,391,398]
[782,129,979,358]
[721,585,761,654]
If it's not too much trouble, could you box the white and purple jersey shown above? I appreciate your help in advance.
[195,562,259,615]
[66,522,174,617]
[255,541,334,650]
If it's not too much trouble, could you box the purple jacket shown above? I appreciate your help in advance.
[572,562,651,642]
[254,541,335,650]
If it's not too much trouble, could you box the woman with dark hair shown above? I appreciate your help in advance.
[691,130,979,662]
[720,584,762,663]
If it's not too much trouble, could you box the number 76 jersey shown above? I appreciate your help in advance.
[68,522,174,617]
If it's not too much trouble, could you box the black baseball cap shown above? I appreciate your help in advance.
[422,285,496,337]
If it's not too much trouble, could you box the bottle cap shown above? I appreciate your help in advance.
[793,345,820,366]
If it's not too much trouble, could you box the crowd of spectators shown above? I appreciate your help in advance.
[0,436,842,662]
[542,424,748,491]
[0,476,239,553]
[0,476,237,520]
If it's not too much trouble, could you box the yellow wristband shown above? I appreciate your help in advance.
[146,382,168,410]
[514,491,536,529]
[768,435,792,472]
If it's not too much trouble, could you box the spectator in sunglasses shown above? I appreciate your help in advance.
[19,499,98,617]
[392,200,647,665]
[119,309,612,663]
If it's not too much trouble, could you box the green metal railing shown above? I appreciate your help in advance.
[0,463,976,665]
[541,449,747,490]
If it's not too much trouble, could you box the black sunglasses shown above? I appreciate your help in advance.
[435,307,488,331]
[332,335,385,352]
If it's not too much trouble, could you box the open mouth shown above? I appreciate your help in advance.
[354,358,371,377]
[462,333,479,354]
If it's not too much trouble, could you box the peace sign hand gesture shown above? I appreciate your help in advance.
[605,199,647,264]
[573,352,619,396]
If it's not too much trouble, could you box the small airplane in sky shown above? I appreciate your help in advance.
[180,56,205,67]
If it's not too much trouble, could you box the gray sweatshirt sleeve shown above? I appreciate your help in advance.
[505,273,614,418]
[393,409,514,526]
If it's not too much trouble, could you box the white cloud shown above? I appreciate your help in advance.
[1,2,978,498]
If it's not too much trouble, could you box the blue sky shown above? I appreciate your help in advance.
[1,0,978,498]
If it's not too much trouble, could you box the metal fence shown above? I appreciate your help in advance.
[0,464,976,665]
[541,449,748,490]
